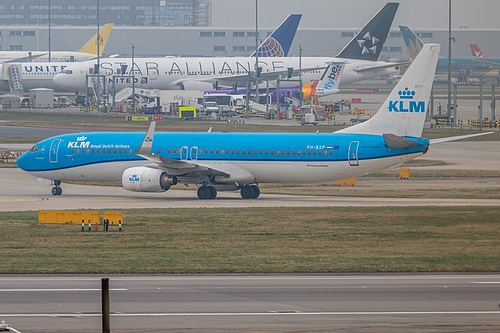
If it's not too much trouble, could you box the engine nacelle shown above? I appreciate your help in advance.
[122,167,177,192]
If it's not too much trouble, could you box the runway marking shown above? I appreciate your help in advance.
[2,311,500,318]
[0,198,47,202]
[0,288,128,292]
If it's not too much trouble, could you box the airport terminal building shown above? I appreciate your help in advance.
[0,0,497,59]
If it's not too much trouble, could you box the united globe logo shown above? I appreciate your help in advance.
[389,87,425,113]
[257,37,284,57]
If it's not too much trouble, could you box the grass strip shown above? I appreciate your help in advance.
[1,207,498,274]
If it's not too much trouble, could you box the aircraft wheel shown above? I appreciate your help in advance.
[208,186,217,199]
[56,187,62,196]
[240,186,254,199]
[51,187,58,196]
[250,185,260,199]
[197,186,212,200]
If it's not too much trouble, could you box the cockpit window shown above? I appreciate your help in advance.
[29,145,40,153]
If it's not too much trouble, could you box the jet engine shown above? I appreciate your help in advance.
[122,167,177,192]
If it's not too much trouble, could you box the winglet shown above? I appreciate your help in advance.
[137,122,156,156]
[77,23,114,55]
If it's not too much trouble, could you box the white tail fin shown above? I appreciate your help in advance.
[315,60,347,96]
[337,43,440,138]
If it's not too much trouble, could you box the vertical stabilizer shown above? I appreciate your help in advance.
[336,44,440,138]
[77,23,114,55]
[315,61,347,97]
[336,3,398,61]
[251,14,302,57]
[470,44,486,57]
[399,25,424,61]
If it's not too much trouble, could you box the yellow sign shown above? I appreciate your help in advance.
[103,211,123,225]
[38,211,100,224]
[126,116,149,121]
[179,106,196,118]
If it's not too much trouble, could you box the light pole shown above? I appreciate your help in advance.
[255,0,259,103]
[447,0,453,123]
[132,44,135,113]
[48,0,51,62]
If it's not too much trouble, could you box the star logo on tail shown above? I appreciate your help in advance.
[357,31,380,55]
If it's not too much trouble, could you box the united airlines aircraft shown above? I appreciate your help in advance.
[53,3,402,92]
[20,44,487,200]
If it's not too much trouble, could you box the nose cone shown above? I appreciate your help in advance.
[16,151,28,170]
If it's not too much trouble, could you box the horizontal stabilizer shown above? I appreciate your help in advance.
[429,132,493,145]
[383,134,422,149]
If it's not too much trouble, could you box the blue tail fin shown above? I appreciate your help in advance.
[336,2,398,61]
[251,14,302,57]
[399,25,424,60]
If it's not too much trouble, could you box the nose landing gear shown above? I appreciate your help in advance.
[51,180,62,196]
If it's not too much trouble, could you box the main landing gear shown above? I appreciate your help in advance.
[240,185,260,199]
[51,180,62,196]
[197,185,217,200]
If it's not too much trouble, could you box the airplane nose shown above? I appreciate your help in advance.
[15,152,28,170]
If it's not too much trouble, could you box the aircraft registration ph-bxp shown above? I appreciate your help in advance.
[18,43,487,200]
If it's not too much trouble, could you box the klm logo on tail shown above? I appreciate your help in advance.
[389,87,425,113]
[323,65,343,91]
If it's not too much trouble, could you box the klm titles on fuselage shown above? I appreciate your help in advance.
[388,87,425,113]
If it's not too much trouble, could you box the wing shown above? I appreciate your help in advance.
[136,122,255,184]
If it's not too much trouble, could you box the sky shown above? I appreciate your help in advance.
[211,0,500,30]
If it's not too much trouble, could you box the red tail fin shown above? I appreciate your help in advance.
[470,44,486,58]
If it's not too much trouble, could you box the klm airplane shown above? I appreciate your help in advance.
[18,44,482,200]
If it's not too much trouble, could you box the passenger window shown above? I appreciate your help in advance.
[168,149,171,154]
[292,151,295,155]
[113,149,117,154]
[297,150,301,155]
[173,149,176,154]
[215,149,219,154]
[282,150,285,155]
[313,151,316,155]
[237,150,240,154]
[287,150,290,155]
[265,150,268,155]
[205,149,208,154]
[271,150,274,155]
[231,150,234,154]
[253,150,257,155]
[259,150,263,155]
[226,150,229,155]
[77,149,80,153]
[124,149,127,154]
[330,151,333,155]
[319,151,322,155]
[97,149,100,154]
[92,149,95,154]
[242,150,245,155]
[210,149,213,154]
[129,149,133,154]
[276,150,280,155]
[119,149,122,154]
[71,149,75,153]
[108,149,111,154]
[221,150,224,155]
[157,149,160,154]
[308,151,311,155]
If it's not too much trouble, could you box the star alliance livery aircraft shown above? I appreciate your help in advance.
[53,3,401,92]
[19,44,479,200]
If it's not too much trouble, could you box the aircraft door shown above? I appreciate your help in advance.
[190,146,199,160]
[49,139,61,164]
[348,141,359,166]
[180,146,189,160]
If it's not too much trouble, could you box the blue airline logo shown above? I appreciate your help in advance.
[323,65,343,91]
[129,174,139,182]
[389,87,425,113]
